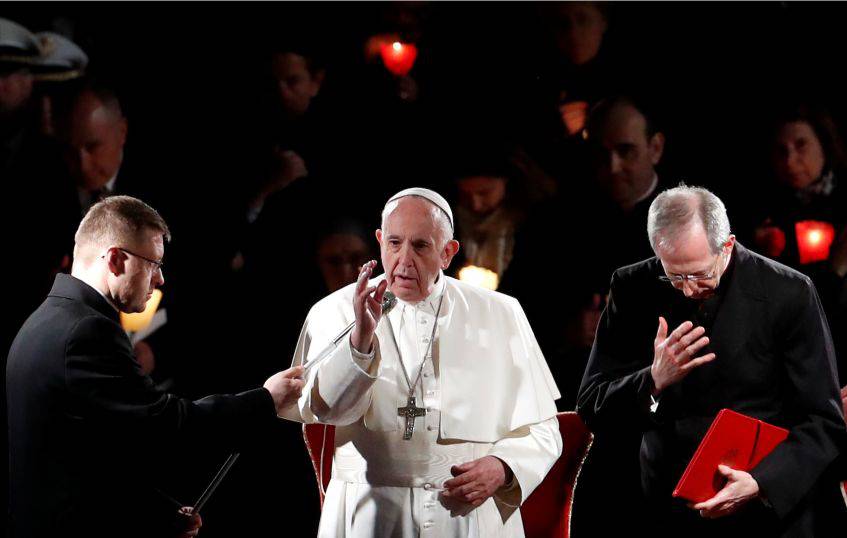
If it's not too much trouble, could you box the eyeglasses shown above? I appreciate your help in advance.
[658,248,725,284]
[102,247,164,271]
[658,269,717,284]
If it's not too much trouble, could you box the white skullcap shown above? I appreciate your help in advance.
[385,187,454,230]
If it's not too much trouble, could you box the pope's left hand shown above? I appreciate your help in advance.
[691,465,759,518]
[442,456,512,506]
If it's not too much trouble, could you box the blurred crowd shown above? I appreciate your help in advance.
[2,3,847,536]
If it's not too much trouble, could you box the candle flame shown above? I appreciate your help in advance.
[392,41,402,52]
[120,289,163,332]
[807,230,822,245]
[458,265,499,291]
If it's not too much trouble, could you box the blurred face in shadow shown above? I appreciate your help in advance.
[457,176,507,217]
[0,69,33,114]
[589,103,664,210]
[317,232,371,292]
[271,52,324,118]
[772,121,826,190]
[377,197,459,303]
[60,90,127,191]
[552,2,607,66]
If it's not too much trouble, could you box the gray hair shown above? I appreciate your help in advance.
[647,184,731,254]
[381,195,454,245]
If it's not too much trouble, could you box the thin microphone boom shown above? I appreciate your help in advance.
[192,291,397,513]
[303,290,397,373]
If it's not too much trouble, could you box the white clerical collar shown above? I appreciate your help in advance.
[396,271,446,314]
[634,173,659,205]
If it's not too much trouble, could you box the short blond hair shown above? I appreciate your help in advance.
[74,196,170,260]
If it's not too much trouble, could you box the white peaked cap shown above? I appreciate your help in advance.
[385,187,454,230]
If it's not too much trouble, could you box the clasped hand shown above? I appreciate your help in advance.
[442,456,511,507]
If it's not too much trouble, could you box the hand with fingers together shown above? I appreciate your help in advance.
[350,259,388,354]
[650,317,716,395]
[441,456,513,508]
[691,464,760,518]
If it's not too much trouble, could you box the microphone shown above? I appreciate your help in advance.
[193,293,399,512]
[303,290,397,373]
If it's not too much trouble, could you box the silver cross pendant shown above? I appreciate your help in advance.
[398,396,427,440]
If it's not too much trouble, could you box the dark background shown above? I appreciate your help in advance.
[4,2,847,536]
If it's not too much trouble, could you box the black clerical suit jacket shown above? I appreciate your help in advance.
[6,274,277,538]
[577,243,846,537]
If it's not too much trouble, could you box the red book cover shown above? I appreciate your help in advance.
[672,408,789,503]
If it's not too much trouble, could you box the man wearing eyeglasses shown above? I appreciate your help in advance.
[6,195,306,538]
[577,185,846,537]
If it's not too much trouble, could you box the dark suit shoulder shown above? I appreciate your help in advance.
[737,245,816,301]
[611,256,661,286]
[65,310,133,356]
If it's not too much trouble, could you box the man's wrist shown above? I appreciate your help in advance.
[649,367,663,396]
[350,332,375,357]
[492,456,514,486]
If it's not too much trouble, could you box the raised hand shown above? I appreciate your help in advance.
[350,260,388,354]
[651,317,716,395]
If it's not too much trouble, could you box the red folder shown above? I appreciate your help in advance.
[672,408,789,503]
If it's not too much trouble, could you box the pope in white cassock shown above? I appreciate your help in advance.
[281,188,562,537]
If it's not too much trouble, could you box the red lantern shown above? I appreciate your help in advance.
[380,41,418,76]
[795,220,835,264]
[559,100,589,136]
[754,224,786,258]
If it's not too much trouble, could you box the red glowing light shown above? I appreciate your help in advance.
[559,100,589,135]
[795,220,835,264]
[380,41,418,76]
[755,225,786,258]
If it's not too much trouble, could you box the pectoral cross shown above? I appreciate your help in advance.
[398,396,427,440]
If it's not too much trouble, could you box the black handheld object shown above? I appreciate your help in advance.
[193,452,241,513]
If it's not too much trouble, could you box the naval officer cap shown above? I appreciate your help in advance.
[32,32,88,81]
[385,187,454,231]
[0,18,42,71]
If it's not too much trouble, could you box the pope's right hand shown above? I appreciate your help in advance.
[350,260,387,354]
[263,365,305,414]
[650,317,716,395]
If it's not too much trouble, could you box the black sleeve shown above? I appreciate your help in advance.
[64,315,277,450]
[576,271,658,432]
[749,277,847,519]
